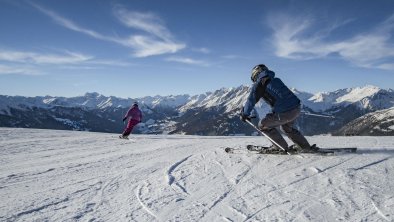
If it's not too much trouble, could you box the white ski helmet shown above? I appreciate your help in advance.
[251,64,268,82]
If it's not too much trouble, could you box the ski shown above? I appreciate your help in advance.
[315,147,357,153]
[225,147,331,155]
[247,144,356,153]
[225,145,357,155]
[225,147,296,155]
[246,145,295,154]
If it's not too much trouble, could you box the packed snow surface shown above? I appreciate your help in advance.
[1,128,393,221]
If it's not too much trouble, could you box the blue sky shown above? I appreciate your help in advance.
[0,0,393,98]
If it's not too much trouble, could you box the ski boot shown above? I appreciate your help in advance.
[119,135,129,139]
[260,145,285,154]
[292,144,319,153]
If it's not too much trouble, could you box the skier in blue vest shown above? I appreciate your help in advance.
[240,64,314,152]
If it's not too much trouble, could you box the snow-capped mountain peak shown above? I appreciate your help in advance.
[305,85,393,111]
[1,85,394,136]
[336,85,381,104]
[178,85,250,113]
[1,85,393,114]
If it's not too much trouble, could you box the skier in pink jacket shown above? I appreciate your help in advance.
[120,102,142,139]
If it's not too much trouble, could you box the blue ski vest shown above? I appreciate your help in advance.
[243,70,300,115]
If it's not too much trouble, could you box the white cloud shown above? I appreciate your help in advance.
[222,54,250,60]
[113,7,185,57]
[114,9,172,39]
[121,35,184,58]
[31,3,112,42]
[0,49,132,75]
[0,50,92,64]
[377,63,394,70]
[0,64,41,75]
[87,59,133,67]
[30,3,185,58]
[268,14,394,70]
[192,48,211,54]
[165,56,210,66]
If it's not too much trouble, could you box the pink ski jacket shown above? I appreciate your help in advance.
[124,106,142,122]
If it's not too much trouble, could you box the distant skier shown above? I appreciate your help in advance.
[120,102,142,139]
[240,64,315,152]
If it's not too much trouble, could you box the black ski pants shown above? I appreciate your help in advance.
[258,106,311,149]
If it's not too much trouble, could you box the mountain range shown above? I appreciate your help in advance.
[1,85,393,136]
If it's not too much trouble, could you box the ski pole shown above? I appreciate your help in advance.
[301,111,335,119]
[245,119,290,155]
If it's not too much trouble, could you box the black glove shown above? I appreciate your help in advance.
[240,114,251,122]
[122,117,127,122]
[240,108,251,122]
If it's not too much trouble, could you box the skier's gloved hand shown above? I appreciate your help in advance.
[240,107,251,122]
[240,114,251,122]
[122,117,127,122]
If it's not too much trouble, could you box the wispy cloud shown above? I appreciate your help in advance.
[30,2,185,58]
[165,56,210,67]
[114,9,172,39]
[267,14,394,70]
[192,47,211,54]
[0,64,42,75]
[0,49,92,64]
[222,54,250,60]
[31,3,113,42]
[113,7,185,57]
[377,63,394,71]
[87,59,133,67]
[0,49,93,75]
[121,35,184,58]
[0,49,133,75]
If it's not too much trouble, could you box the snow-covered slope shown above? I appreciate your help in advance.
[1,128,393,221]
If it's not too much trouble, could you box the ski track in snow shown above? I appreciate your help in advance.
[1,128,394,221]
[167,155,193,195]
